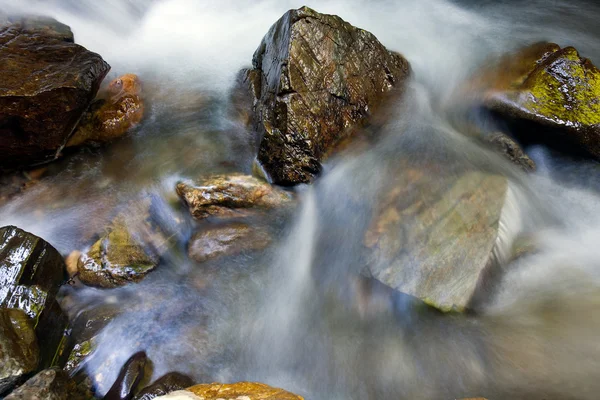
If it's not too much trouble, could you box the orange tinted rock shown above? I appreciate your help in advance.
[187,382,303,400]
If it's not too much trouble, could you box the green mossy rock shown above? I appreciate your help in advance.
[0,308,39,395]
[0,226,67,369]
[243,6,410,185]
[475,42,600,159]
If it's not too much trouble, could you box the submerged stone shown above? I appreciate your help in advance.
[0,308,39,395]
[365,169,508,312]
[0,226,67,368]
[0,17,110,168]
[472,42,600,160]
[67,74,145,147]
[78,219,159,288]
[155,382,304,400]
[486,132,535,172]
[188,223,272,263]
[176,174,292,220]
[242,6,410,185]
[5,367,84,400]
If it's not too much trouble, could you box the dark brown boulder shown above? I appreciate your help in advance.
[133,372,194,400]
[243,6,410,185]
[5,367,85,400]
[486,132,535,172]
[0,226,67,369]
[0,17,110,168]
[469,42,600,160]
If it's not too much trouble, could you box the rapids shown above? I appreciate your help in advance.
[2,0,600,399]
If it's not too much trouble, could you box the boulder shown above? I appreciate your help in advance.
[67,74,145,147]
[133,372,194,400]
[0,17,110,168]
[0,226,67,368]
[0,308,39,395]
[176,174,292,220]
[486,132,535,171]
[77,218,159,288]
[188,223,272,263]
[365,168,508,312]
[5,367,84,400]
[154,382,304,400]
[471,42,600,160]
[104,351,149,400]
[242,6,410,185]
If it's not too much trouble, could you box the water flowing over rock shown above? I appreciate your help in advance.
[78,219,159,288]
[0,308,39,396]
[0,17,110,168]
[133,372,194,400]
[176,174,292,220]
[67,74,145,147]
[486,132,535,171]
[4,367,84,400]
[104,351,149,400]
[0,226,67,368]
[365,169,508,312]
[241,6,410,185]
[154,382,304,400]
[188,223,272,263]
[471,42,600,160]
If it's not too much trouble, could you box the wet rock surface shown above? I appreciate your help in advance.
[133,372,194,400]
[5,367,84,400]
[0,226,67,368]
[155,382,304,400]
[243,6,410,185]
[365,168,508,312]
[176,174,292,220]
[67,74,145,147]
[78,218,159,288]
[0,17,110,168]
[486,132,536,171]
[104,351,149,400]
[472,42,600,160]
[188,222,272,263]
[0,308,39,396]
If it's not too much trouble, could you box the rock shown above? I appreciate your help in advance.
[3,16,74,43]
[365,168,508,312]
[0,226,67,368]
[0,17,110,168]
[486,132,535,171]
[78,218,159,288]
[0,308,39,395]
[242,6,410,185]
[133,372,194,400]
[188,223,272,263]
[154,382,304,400]
[176,174,292,220]
[104,351,149,400]
[5,367,84,400]
[65,250,82,278]
[472,42,600,160]
[67,74,145,147]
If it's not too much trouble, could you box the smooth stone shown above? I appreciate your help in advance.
[365,169,508,312]
[133,372,194,400]
[0,226,67,368]
[188,223,272,263]
[486,132,535,172]
[103,351,148,400]
[154,382,304,400]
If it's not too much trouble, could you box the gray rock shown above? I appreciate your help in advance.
[5,367,84,400]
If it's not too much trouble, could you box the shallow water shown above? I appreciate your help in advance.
[2,0,600,399]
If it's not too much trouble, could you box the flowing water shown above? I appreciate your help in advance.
[2,0,600,399]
